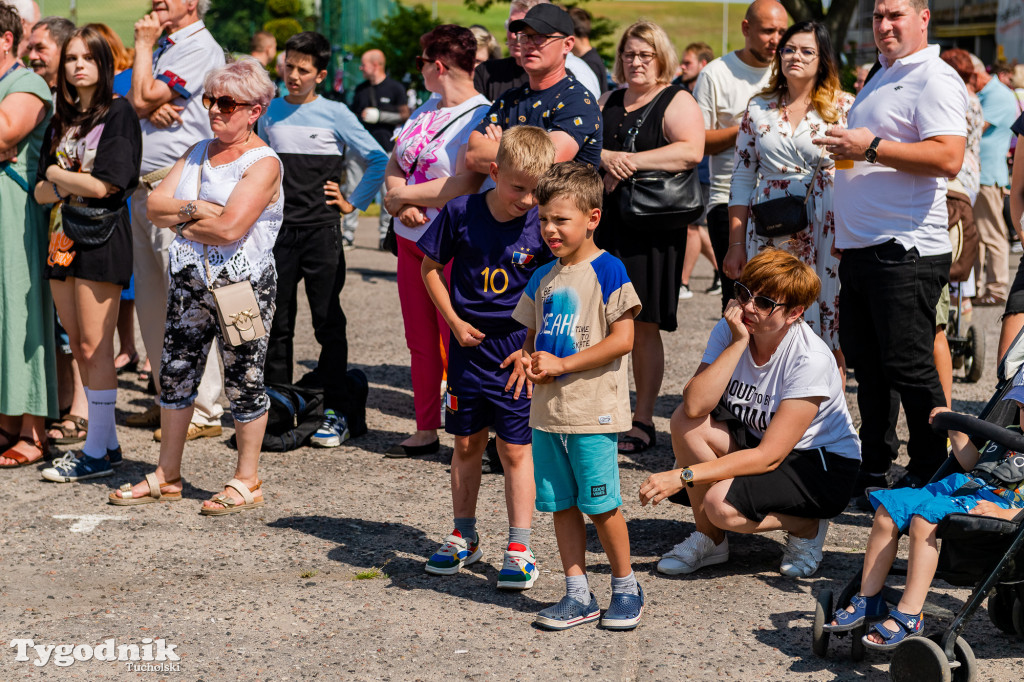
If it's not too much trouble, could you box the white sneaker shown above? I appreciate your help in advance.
[678,283,694,300]
[657,532,729,575]
[780,519,829,577]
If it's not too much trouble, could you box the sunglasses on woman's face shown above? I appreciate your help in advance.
[415,56,447,72]
[734,281,786,316]
[202,94,252,114]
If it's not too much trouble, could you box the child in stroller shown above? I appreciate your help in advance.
[823,378,1024,652]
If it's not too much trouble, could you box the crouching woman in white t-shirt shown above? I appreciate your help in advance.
[639,248,860,578]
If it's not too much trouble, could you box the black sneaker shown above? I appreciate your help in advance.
[705,273,722,295]
[849,471,888,511]
[481,437,504,475]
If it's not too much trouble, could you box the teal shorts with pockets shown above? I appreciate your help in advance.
[532,429,621,514]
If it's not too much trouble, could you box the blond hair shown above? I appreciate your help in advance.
[496,126,556,179]
[535,161,603,214]
[612,21,677,86]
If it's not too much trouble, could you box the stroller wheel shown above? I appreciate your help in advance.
[987,587,1017,635]
[927,634,977,682]
[1013,596,1024,638]
[963,325,985,383]
[889,636,951,682]
[812,588,832,657]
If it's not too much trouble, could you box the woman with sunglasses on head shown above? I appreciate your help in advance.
[723,21,854,380]
[108,59,282,514]
[596,21,705,456]
[639,249,860,579]
[29,26,141,482]
[380,25,489,457]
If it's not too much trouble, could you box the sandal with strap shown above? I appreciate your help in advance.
[618,420,656,454]
[108,472,183,506]
[0,436,51,468]
[861,609,924,651]
[823,593,888,632]
[199,478,264,516]
[49,414,88,445]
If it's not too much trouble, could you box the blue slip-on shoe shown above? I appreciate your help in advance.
[310,409,350,448]
[534,593,601,630]
[601,584,645,630]
[41,452,113,482]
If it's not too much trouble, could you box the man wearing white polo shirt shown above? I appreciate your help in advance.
[821,0,967,499]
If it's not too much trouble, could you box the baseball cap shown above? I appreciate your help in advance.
[508,4,574,37]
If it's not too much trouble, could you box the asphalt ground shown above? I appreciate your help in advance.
[1,217,1022,680]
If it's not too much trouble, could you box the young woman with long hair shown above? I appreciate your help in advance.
[32,25,142,482]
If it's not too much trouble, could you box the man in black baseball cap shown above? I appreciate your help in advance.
[507,3,574,36]
[466,2,602,172]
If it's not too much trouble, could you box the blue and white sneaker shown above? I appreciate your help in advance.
[41,453,113,482]
[50,447,123,468]
[425,530,482,575]
[534,593,601,630]
[600,584,645,630]
[496,543,538,590]
[310,409,349,448]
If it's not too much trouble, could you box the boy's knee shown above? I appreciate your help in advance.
[496,439,530,465]
[908,514,937,536]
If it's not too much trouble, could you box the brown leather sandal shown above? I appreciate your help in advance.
[0,436,49,468]
[109,472,183,505]
[48,414,88,445]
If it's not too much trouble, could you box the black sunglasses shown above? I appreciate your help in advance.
[734,281,786,316]
[202,94,253,114]
[415,55,449,72]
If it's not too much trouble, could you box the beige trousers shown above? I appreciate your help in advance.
[973,184,1010,300]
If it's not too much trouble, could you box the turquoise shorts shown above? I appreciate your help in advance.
[532,429,621,515]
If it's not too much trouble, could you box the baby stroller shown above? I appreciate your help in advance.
[810,329,1024,681]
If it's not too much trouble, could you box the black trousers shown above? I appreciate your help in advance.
[838,240,950,481]
[265,222,348,410]
[707,203,734,312]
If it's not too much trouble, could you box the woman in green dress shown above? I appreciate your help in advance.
[0,4,58,467]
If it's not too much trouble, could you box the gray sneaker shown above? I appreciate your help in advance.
[657,532,729,575]
[534,593,600,630]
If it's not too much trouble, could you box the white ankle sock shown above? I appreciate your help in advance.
[82,389,117,458]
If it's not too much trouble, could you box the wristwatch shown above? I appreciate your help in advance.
[178,201,197,219]
[679,467,695,488]
[864,137,882,164]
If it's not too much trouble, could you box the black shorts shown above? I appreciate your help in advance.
[713,404,860,522]
[44,209,133,288]
[1005,253,1024,317]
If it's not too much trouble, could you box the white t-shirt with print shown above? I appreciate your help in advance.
[701,319,861,460]
[692,51,771,207]
[391,93,490,241]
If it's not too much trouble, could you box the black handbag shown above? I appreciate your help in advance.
[60,202,123,246]
[615,88,703,231]
[749,148,825,239]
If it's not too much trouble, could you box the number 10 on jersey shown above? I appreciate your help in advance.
[481,267,509,294]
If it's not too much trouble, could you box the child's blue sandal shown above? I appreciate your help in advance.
[861,609,924,651]
[823,593,888,632]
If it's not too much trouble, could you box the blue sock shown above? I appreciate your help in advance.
[565,573,590,603]
[454,517,476,543]
[611,571,639,596]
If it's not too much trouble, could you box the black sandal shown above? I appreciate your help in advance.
[618,420,656,454]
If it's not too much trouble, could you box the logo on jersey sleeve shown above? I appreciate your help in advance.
[445,391,459,412]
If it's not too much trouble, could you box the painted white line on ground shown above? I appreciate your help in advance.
[52,514,128,533]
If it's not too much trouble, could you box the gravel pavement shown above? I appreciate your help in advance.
[1,217,1022,680]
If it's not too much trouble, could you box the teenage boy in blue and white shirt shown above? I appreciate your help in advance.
[418,126,556,589]
[259,31,388,446]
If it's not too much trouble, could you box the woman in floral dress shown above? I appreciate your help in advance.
[723,21,853,377]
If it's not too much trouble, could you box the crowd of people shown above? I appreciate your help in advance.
[0,0,1022,642]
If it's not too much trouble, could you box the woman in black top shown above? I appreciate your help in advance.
[597,21,704,454]
[33,26,142,481]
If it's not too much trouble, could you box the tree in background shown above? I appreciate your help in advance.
[264,0,307,47]
[350,4,440,90]
[206,0,269,53]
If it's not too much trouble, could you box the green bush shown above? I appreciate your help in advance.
[268,0,302,18]
[264,17,305,47]
[350,4,441,89]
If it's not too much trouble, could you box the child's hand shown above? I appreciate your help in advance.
[397,204,429,227]
[524,356,553,384]
[324,181,355,214]
[638,470,683,507]
[453,319,485,347]
[969,500,1005,517]
[530,351,565,379]
[929,406,950,423]
[501,351,532,400]
[483,123,503,142]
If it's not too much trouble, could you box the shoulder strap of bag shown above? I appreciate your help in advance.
[802,147,827,205]
[0,161,30,192]
[407,103,487,170]
[622,87,672,153]
[194,144,217,290]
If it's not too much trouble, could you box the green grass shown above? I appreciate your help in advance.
[71,0,746,59]
[299,568,320,578]
[353,566,388,580]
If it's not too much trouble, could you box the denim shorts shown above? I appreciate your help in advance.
[532,429,621,515]
[869,473,1013,533]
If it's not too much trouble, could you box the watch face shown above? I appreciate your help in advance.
[682,468,694,481]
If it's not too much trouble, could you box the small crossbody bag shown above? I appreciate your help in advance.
[749,144,826,239]
[191,144,266,347]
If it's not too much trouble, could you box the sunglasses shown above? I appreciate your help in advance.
[202,94,253,114]
[734,282,786,316]
[415,55,448,72]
